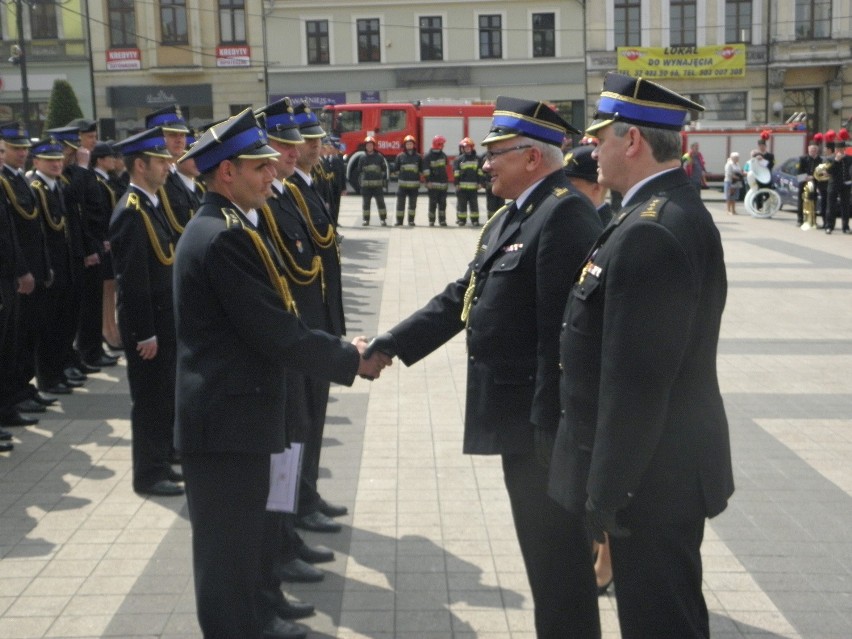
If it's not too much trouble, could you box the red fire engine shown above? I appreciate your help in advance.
[321,100,495,191]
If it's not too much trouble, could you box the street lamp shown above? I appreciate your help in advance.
[9,0,31,132]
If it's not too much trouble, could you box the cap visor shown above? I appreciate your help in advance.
[585,118,614,135]
[481,131,519,145]
[236,144,281,160]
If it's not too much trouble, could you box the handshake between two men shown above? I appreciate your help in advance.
[352,333,397,380]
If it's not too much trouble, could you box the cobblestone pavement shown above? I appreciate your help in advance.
[1,190,850,638]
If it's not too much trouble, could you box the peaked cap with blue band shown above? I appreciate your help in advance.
[255,98,304,145]
[0,121,31,147]
[45,126,81,149]
[586,72,704,134]
[114,128,172,159]
[30,138,64,159]
[178,108,279,174]
[292,103,326,138]
[482,96,579,147]
[145,105,190,133]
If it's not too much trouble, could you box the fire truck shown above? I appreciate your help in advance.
[321,100,495,192]
[681,121,809,179]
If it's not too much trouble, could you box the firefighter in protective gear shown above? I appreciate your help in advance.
[424,135,449,226]
[359,137,388,225]
[453,137,481,226]
[392,135,423,226]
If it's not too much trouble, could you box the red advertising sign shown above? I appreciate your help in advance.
[216,45,251,67]
[107,49,141,71]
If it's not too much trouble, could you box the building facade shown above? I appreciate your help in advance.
[585,0,851,134]
[263,0,589,127]
[88,0,268,139]
[0,0,93,138]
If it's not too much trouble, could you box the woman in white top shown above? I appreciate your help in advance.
[724,152,743,214]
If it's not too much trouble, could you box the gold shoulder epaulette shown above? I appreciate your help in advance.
[553,186,569,198]
[639,197,664,220]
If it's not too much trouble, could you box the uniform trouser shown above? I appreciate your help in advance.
[37,282,74,388]
[826,184,850,231]
[361,187,386,220]
[120,307,176,491]
[183,452,273,639]
[396,189,419,222]
[817,182,828,220]
[297,376,331,515]
[456,190,479,222]
[0,278,17,413]
[63,262,84,370]
[14,290,43,402]
[76,260,105,363]
[502,450,600,639]
[610,516,708,639]
[427,189,448,222]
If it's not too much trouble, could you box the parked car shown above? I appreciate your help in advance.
[772,157,802,210]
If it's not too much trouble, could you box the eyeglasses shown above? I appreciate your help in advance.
[484,145,533,161]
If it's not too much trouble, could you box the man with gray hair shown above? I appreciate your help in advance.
[366,96,603,638]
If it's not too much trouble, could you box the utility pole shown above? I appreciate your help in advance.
[13,0,31,132]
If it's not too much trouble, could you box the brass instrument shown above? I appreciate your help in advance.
[813,162,831,182]
[801,179,818,230]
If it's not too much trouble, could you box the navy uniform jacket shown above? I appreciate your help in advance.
[288,171,345,336]
[548,168,734,525]
[173,191,360,456]
[389,170,602,455]
[161,168,201,234]
[109,187,175,345]
[1,167,49,283]
[265,182,329,332]
[63,165,104,257]
[30,177,81,288]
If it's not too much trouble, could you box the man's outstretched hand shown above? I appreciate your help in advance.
[364,332,399,359]
[352,336,393,380]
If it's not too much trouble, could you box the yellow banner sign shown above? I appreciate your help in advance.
[616,45,746,80]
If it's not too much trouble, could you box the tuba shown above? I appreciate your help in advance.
[813,162,831,182]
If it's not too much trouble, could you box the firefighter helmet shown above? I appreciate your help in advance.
[364,136,376,145]
[432,135,446,149]
[403,135,416,145]
[460,137,474,148]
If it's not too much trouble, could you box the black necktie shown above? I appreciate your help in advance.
[499,201,519,235]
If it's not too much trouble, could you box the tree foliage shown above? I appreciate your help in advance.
[44,80,84,130]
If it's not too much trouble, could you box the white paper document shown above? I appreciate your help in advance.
[266,443,303,513]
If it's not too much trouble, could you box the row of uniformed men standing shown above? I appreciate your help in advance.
[359,134,506,227]
[109,100,377,639]
[0,119,124,448]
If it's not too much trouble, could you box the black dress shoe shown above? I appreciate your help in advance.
[167,469,184,482]
[79,362,101,374]
[277,558,324,583]
[136,480,185,497]
[64,367,87,381]
[32,393,58,406]
[297,543,335,564]
[0,410,39,427]
[263,617,307,639]
[86,354,119,368]
[318,498,348,518]
[276,599,315,620]
[16,399,47,413]
[41,383,73,395]
[62,378,84,388]
[295,510,342,533]
[0,441,12,452]
[0,428,13,441]
[826,228,833,234]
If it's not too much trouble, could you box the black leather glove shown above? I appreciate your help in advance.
[364,332,399,359]
[533,427,555,469]
[585,498,630,545]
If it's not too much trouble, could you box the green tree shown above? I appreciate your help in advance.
[44,79,84,130]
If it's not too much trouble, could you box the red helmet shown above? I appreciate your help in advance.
[432,135,446,149]
[403,135,416,145]
[460,137,474,148]
[364,136,376,145]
